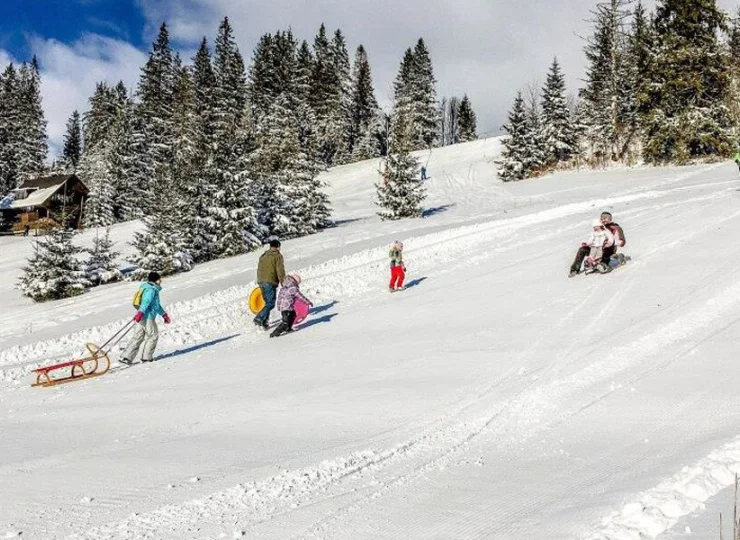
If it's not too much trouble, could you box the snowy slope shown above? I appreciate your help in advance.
[3,139,740,540]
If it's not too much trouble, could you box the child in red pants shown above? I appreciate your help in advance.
[389,241,406,292]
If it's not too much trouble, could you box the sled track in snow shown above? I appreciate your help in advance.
[0,184,732,388]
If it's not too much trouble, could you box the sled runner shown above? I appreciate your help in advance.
[582,254,631,276]
[32,344,111,388]
[249,287,265,315]
[32,321,136,388]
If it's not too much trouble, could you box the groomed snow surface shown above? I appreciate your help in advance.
[2,139,740,540]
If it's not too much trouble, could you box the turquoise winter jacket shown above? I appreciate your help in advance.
[137,282,166,320]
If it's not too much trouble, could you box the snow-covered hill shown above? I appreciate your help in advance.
[2,139,740,540]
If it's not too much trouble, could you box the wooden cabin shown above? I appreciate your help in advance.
[0,174,88,233]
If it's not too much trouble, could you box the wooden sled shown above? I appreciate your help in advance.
[32,343,111,388]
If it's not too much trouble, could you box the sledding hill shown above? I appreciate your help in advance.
[3,141,740,540]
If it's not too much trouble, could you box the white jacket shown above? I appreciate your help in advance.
[585,228,614,249]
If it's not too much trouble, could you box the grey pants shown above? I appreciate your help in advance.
[122,319,159,361]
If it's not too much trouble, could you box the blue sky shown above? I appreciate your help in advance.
[0,0,148,59]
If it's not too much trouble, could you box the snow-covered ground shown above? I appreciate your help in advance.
[3,139,740,540]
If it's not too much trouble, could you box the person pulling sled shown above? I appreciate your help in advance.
[120,271,171,364]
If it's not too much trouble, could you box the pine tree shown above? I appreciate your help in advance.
[726,7,740,139]
[642,0,732,163]
[16,58,48,179]
[541,58,579,165]
[210,17,261,257]
[457,95,478,142]
[82,155,116,228]
[408,39,439,149]
[78,83,122,227]
[131,172,193,278]
[186,38,219,262]
[349,45,381,160]
[579,0,635,164]
[498,92,530,181]
[171,56,198,230]
[85,227,122,285]
[328,29,353,163]
[377,109,425,220]
[62,110,82,172]
[251,93,328,237]
[136,23,176,185]
[0,64,21,195]
[19,227,87,302]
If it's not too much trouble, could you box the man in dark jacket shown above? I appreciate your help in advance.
[600,211,626,267]
[254,239,286,329]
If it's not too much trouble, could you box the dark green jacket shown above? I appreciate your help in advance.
[257,248,286,286]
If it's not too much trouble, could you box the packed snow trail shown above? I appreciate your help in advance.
[2,142,740,539]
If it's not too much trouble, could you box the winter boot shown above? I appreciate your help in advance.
[119,357,133,366]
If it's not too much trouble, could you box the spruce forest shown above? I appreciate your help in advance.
[499,0,740,181]
[1,19,478,300]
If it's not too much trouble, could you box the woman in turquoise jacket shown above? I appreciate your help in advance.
[120,271,171,365]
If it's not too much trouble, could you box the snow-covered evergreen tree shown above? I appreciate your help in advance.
[349,45,381,160]
[62,110,82,173]
[16,58,48,180]
[328,29,354,164]
[137,23,176,173]
[641,0,732,163]
[498,92,530,182]
[728,7,740,137]
[184,38,219,262]
[209,17,261,256]
[579,0,635,164]
[78,82,122,227]
[82,155,116,228]
[457,95,478,142]
[131,172,193,278]
[85,227,122,285]
[524,90,548,174]
[0,64,21,195]
[376,110,425,220]
[251,92,328,237]
[541,58,579,165]
[408,39,439,149]
[19,227,87,302]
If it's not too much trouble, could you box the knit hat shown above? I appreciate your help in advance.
[592,219,603,228]
[291,274,301,285]
[148,271,161,283]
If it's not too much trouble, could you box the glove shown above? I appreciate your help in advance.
[163,313,171,324]
[133,311,144,323]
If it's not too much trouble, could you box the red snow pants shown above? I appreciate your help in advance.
[389,266,405,289]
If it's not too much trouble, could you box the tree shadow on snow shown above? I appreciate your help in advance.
[154,334,240,362]
[422,204,456,218]
[297,313,337,330]
[326,218,364,228]
[404,277,427,289]
[309,300,338,316]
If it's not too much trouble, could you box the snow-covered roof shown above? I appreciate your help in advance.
[6,184,66,209]
[0,175,85,211]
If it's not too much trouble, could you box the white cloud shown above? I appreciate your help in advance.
[30,34,147,158]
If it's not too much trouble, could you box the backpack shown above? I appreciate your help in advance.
[133,287,143,309]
